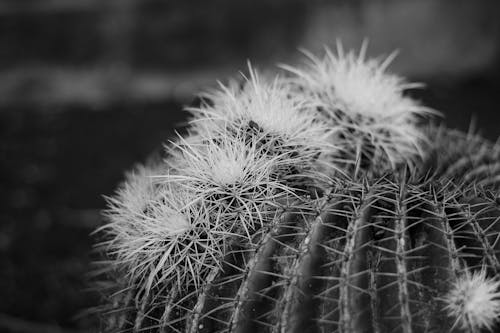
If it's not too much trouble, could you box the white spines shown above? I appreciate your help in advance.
[192,68,325,141]
[444,268,500,332]
[163,133,295,235]
[188,65,339,179]
[101,165,225,293]
[282,41,434,171]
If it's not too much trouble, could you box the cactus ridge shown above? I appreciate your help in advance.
[424,127,500,190]
[93,45,500,333]
[97,175,500,332]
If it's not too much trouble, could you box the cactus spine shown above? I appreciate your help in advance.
[94,44,500,333]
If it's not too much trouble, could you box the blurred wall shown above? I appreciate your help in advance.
[301,0,500,77]
[0,0,305,69]
[0,0,498,106]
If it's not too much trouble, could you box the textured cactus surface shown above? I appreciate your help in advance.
[93,45,500,333]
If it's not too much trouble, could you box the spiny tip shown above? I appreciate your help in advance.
[443,268,500,332]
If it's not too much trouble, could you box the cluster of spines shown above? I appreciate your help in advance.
[280,41,436,174]
[95,44,500,332]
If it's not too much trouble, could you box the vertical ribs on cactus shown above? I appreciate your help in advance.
[94,44,500,333]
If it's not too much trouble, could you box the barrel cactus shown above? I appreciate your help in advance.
[93,44,500,333]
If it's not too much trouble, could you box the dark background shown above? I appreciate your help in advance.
[0,1,499,332]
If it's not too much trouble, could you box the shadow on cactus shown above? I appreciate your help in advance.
[92,43,500,333]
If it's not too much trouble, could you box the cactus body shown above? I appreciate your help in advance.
[94,46,500,333]
[99,176,500,333]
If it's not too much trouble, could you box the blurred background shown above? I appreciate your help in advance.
[0,0,499,332]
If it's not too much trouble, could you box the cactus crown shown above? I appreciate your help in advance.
[94,44,500,333]
[444,268,500,332]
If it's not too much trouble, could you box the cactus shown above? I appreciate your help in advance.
[93,44,500,333]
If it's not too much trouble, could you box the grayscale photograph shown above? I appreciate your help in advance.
[1,1,499,332]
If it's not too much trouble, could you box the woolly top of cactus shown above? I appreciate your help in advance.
[193,68,303,134]
[165,133,297,202]
[282,41,434,170]
[444,268,500,332]
[103,164,164,225]
[188,66,336,163]
[102,172,227,291]
[171,135,267,186]
[284,41,428,118]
